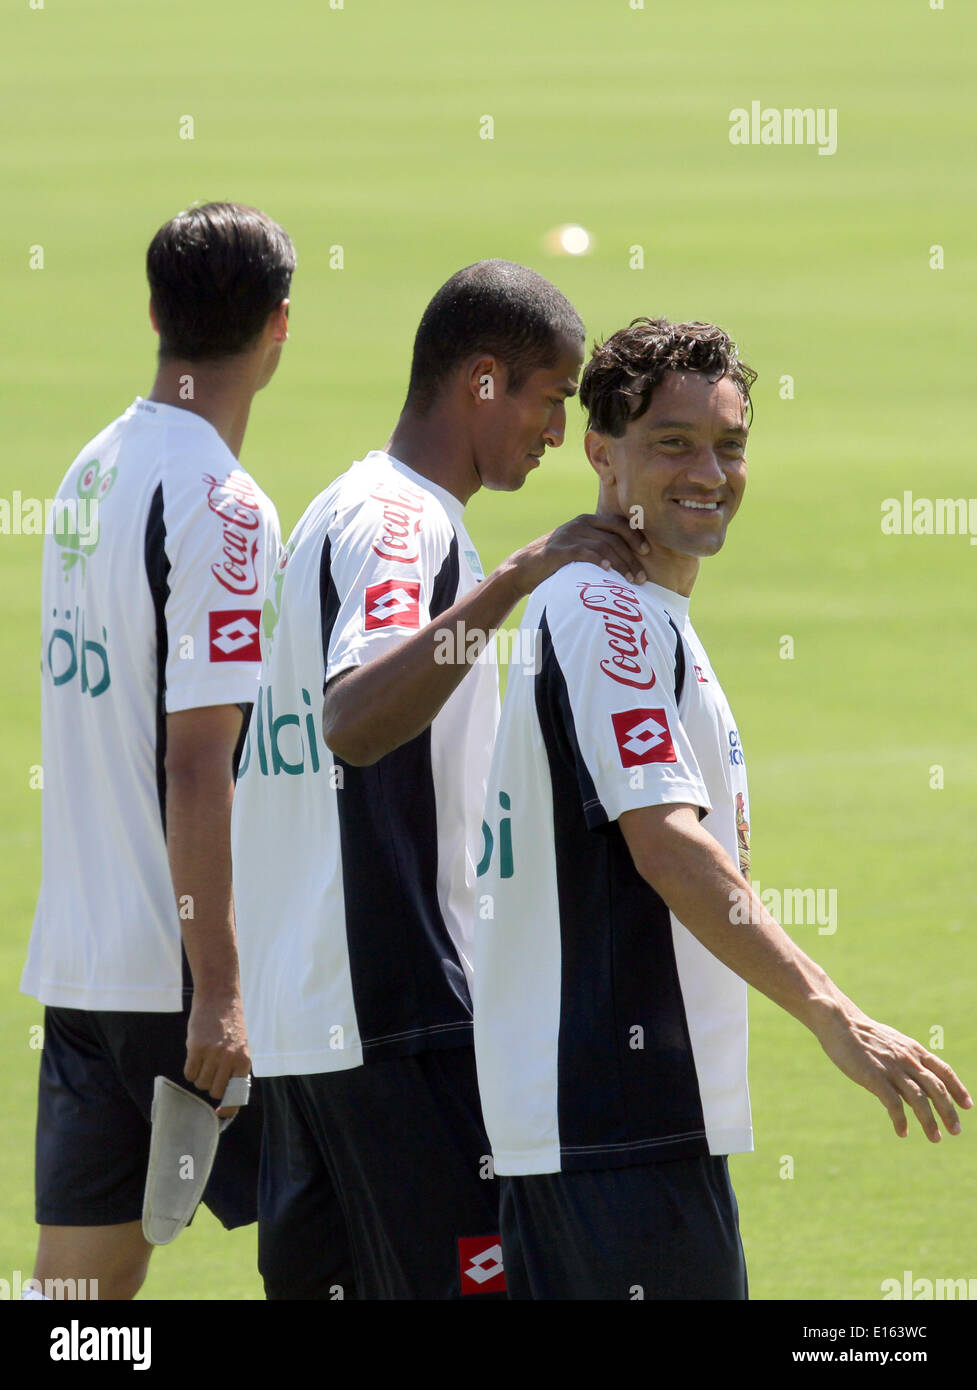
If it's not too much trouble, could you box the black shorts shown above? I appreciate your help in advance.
[259,1047,504,1300]
[35,1003,261,1230]
[500,1154,748,1300]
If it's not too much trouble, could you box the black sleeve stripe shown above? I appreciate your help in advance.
[667,613,686,706]
[429,534,459,620]
[144,482,170,835]
[318,531,341,691]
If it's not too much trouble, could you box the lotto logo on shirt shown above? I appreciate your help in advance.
[457,1236,506,1295]
[364,580,420,630]
[208,610,262,661]
[611,708,677,767]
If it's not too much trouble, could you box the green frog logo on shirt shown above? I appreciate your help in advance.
[261,539,295,649]
[54,458,117,581]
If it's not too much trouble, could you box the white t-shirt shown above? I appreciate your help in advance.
[231,451,499,1075]
[473,565,754,1175]
[22,398,280,1011]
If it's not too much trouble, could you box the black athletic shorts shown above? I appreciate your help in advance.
[499,1154,748,1300]
[35,1003,261,1230]
[259,1046,505,1300]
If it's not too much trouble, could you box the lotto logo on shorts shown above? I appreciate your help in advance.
[208,610,262,661]
[457,1236,506,1295]
[364,580,420,630]
[611,708,677,767]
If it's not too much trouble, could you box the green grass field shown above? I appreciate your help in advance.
[1,0,974,1301]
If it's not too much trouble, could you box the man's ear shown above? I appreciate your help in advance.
[584,428,615,486]
[271,299,289,343]
[468,354,502,405]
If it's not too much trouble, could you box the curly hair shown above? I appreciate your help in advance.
[579,317,757,437]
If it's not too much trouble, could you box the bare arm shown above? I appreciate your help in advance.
[619,803,972,1141]
[165,704,250,1117]
[324,513,650,765]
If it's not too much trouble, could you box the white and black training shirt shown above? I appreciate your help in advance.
[23,398,281,1012]
[473,565,754,1176]
[231,451,499,1076]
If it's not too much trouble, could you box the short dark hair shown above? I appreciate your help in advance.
[404,260,584,413]
[147,202,296,360]
[580,317,757,436]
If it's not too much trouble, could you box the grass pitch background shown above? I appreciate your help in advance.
[1,0,974,1301]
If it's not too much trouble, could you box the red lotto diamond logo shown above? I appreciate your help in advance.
[611,708,677,767]
[458,1236,506,1295]
[209,610,261,662]
[364,580,420,630]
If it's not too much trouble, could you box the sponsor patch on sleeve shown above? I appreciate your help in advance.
[611,707,677,767]
[364,580,421,630]
[208,609,262,662]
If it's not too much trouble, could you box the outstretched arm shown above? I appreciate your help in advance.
[619,803,972,1141]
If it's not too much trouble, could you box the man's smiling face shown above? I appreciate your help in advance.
[586,370,749,593]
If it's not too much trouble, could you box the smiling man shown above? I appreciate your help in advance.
[230,262,651,1299]
[472,317,971,1300]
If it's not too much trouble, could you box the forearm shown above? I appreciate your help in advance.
[629,809,850,1033]
[165,765,241,1000]
[323,559,525,764]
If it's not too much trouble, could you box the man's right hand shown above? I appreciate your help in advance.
[505,512,650,599]
[808,1000,971,1142]
[185,987,251,1120]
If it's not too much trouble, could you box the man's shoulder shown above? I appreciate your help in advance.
[300,453,456,567]
[532,564,677,634]
[529,564,683,693]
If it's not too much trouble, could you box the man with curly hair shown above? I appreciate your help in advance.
[472,317,971,1300]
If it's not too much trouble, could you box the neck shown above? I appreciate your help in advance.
[385,406,480,506]
[148,358,258,459]
[596,496,700,598]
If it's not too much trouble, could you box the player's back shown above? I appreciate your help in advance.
[24,397,279,1012]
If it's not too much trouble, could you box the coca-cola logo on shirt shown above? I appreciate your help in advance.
[203,472,261,595]
[576,578,657,690]
[369,482,425,565]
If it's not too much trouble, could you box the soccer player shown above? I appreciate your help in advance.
[472,317,972,1300]
[21,202,293,1300]
[230,260,652,1299]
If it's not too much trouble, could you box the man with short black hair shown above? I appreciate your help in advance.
[231,260,651,1299]
[473,316,971,1300]
[22,201,293,1299]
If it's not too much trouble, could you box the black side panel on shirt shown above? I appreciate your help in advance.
[323,531,473,1061]
[144,482,170,836]
[534,612,709,1171]
[667,613,686,704]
